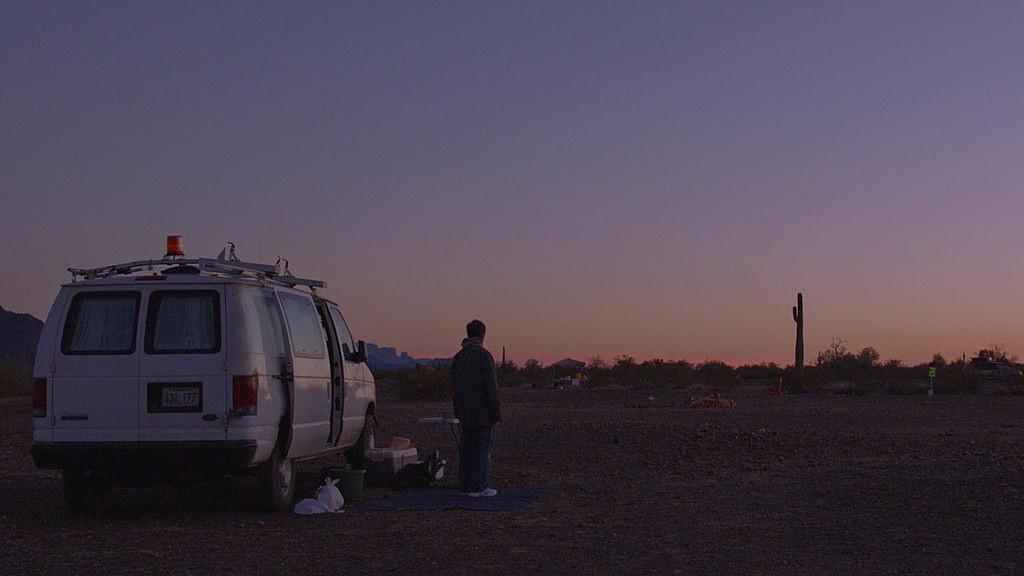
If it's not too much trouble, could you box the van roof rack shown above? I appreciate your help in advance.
[68,256,326,290]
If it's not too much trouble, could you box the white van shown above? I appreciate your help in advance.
[31,238,376,512]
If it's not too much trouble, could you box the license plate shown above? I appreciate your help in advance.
[162,387,201,408]
[148,382,202,413]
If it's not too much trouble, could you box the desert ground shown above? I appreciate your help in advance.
[3,384,1024,575]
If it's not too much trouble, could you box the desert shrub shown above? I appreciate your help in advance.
[695,360,735,384]
[585,357,699,389]
[0,362,31,397]
[736,363,784,381]
[518,359,546,386]
[610,355,639,387]
[583,365,611,388]
[395,367,451,401]
[929,364,977,394]
[783,365,823,393]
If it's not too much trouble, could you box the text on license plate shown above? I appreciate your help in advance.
[162,387,201,408]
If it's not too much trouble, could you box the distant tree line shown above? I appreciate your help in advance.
[6,340,1018,401]
[382,340,1024,401]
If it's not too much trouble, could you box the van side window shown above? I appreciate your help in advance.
[145,291,221,354]
[329,307,356,352]
[279,293,325,358]
[61,291,141,355]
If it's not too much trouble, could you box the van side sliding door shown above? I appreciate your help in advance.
[275,291,332,459]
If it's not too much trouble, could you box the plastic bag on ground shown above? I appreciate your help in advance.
[315,477,345,511]
[294,477,345,514]
[294,498,332,514]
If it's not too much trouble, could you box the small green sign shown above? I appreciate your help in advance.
[929,367,937,378]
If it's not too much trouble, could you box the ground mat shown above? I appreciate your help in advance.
[355,488,544,511]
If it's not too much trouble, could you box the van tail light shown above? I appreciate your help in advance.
[232,375,258,416]
[32,378,47,418]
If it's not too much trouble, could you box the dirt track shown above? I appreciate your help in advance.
[4,385,1024,575]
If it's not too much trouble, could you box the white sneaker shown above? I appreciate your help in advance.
[463,488,497,497]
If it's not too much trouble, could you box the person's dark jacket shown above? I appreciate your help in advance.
[451,337,502,426]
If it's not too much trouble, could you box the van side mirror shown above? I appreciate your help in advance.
[342,341,368,363]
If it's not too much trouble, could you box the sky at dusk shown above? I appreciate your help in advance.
[4,2,1024,367]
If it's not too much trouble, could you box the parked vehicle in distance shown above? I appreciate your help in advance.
[962,358,1022,381]
[31,237,376,512]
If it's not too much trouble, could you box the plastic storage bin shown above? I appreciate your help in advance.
[364,447,418,486]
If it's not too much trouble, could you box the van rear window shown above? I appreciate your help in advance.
[62,292,141,355]
[145,291,221,354]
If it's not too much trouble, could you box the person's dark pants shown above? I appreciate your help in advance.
[458,425,496,493]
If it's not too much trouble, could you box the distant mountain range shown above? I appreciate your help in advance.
[0,306,43,370]
[364,343,451,372]
[0,306,441,373]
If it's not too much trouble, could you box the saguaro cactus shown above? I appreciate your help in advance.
[793,293,804,374]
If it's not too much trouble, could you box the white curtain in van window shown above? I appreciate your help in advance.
[68,295,138,353]
[152,293,216,352]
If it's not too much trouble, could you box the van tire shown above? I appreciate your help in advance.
[258,435,295,512]
[346,413,377,469]
[63,467,113,513]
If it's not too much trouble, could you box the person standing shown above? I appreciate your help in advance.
[450,319,502,497]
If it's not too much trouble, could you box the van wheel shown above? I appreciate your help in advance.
[258,438,295,512]
[346,413,377,469]
[63,467,113,513]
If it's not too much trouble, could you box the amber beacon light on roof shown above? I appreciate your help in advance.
[164,234,185,257]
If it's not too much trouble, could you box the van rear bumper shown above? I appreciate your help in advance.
[31,440,259,481]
